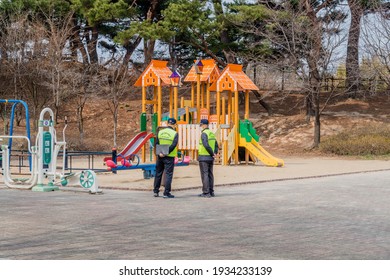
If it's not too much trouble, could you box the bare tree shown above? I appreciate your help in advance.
[361,11,390,90]
[37,12,75,123]
[99,63,134,148]
[232,1,347,147]
[345,0,364,98]
[0,14,29,100]
[68,14,89,64]
[0,13,52,130]
[62,63,101,143]
[0,14,32,128]
[345,0,386,98]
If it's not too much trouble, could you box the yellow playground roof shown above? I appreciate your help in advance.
[134,60,172,87]
[183,59,220,83]
[209,64,259,92]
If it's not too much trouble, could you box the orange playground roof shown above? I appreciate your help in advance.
[183,59,220,83]
[209,64,259,92]
[134,60,172,87]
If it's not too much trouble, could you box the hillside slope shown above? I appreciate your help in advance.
[4,92,390,157]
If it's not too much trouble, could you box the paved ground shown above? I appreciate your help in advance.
[1,157,390,260]
[95,157,390,191]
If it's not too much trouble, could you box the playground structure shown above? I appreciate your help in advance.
[103,131,154,163]
[134,59,284,167]
[103,130,190,178]
[133,60,173,163]
[100,61,191,176]
[1,107,100,193]
[1,58,283,189]
[133,59,220,161]
[209,64,284,166]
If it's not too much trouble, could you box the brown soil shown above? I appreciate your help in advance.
[5,91,390,157]
[254,92,390,156]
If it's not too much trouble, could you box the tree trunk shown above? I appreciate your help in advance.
[123,36,142,66]
[77,96,86,143]
[1,106,9,134]
[346,0,363,98]
[0,44,4,63]
[144,39,155,65]
[70,18,88,63]
[113,104,118,148]
[52,68,60,124]
[89,26,99,64]
[307,66,321,147]
[142,1,159,66]
[252,90,273,116]
[212,0,236,63]
[53,103,59,125]
[15,106,23,127]
[313,91,320,148]
[70,16,80,61]
[251,65,272,115]
[305,94,315,122]
[31,83,39,132]
[302,0,323,147]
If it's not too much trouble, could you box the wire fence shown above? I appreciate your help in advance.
[246,64,390,94]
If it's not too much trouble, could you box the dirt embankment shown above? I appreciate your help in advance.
[4,92,390,157]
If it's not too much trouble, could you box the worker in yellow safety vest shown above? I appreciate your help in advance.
[198,119,218,198]
[153,118,178,198]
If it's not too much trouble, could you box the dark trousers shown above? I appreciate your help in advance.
[153,156,175,195]
[199,161,214,195]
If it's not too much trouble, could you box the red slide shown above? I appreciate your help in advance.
[103,131,155,162]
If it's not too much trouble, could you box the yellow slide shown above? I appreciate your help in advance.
[239,137,284,167]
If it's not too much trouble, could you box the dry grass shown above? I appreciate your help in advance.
[320,124,390,156]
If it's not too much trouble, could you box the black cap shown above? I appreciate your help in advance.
[200,119,209,125]
[167,118,177,125]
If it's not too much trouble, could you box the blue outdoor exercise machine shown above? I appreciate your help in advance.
[0,99,32,168]
[1,107,100,193]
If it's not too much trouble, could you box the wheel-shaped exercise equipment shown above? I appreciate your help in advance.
[79,170,95,189]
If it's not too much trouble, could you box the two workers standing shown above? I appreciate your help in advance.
[153,118,218,198]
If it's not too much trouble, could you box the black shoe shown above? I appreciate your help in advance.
[163,194,175,198]
[210,193,215,197]
[153,192,159,197]
[198,193,211,198]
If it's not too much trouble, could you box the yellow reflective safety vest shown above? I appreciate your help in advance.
[198,129,216,156]
[158,128,178,157]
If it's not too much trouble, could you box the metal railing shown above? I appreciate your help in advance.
[0,149,111,174]
[63,151,110,173]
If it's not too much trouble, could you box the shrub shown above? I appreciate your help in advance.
[320,124,390,156]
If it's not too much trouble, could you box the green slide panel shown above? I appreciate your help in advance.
[239,119,260,143]
[239,120,252,142]
[247,120,260,142]
[140,113,147,132]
